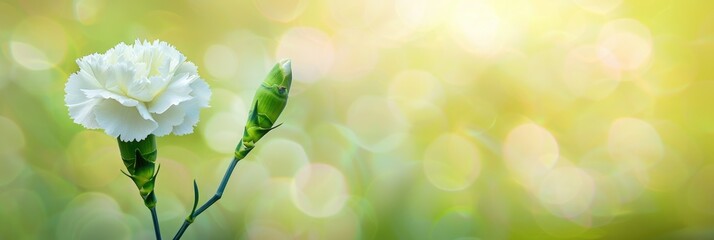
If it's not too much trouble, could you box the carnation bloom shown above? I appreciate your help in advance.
[65,40,211,141]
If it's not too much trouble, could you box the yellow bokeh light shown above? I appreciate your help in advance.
[290,163,350,218]
[254,138,309,178]
[423,134,482,191]
[276,27,334,84]
[11,16,68,70]
[597,19,653,72]
[1,0,713,238]
[449,0,503,56]
[203,44,240,80]
[503,123,560,189]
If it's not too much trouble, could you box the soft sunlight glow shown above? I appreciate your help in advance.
[449,0,503,56]
[503,123,560,189]
[597,19,653,72]
[276,27,334,84]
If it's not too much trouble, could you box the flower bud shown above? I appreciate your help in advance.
[235,59,292,159]
[118,134,159,208]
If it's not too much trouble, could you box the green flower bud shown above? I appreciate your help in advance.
[118,134,159,209]
[235,59,292,159]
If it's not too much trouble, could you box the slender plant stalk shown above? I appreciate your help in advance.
[150,207,162,240]
[173,156,241,240]
[172,60,291,239]
[117,135,162,240]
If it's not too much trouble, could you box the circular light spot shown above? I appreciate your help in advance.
[562,45,621,100]
[328,32,379,81]
[573,0,622,14]
[253,0,308,22]
[11,16,68,70]
[248,179,309,235]
[76,211,132,239]
[400,102,449,147]
[276,27,334,84]
[597,19,652,71]
[221,159,270,212]
[291,163,349,217]
[203,112,244,153]
[503,123,559,189]
[449,0,503,56]
[8,57,57,97]
[539,167,583,205]
[223,31,273,88]
[56,192,130,240]
[388,69,443,108]
[151,156,192,202]
[345,96,409,152]
[208,88,248,117]
[10,41,51,70]
[0,116,25,154]
[607,118,663,170]
[423,134,482,191]
[154,192,189,222]
[74,0,107,24]
[65,131,121,189]
[538,166,595,218]
[254,138,309,178]
[203,44,239,79]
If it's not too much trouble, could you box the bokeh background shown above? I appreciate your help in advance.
[2,0,714,239]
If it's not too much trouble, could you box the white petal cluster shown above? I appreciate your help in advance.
[65,40,211,141]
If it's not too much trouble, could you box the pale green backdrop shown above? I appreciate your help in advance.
[1,0,714,239]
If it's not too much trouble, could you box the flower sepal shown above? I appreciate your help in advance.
[118,134,159,209]
[234,60,292,160]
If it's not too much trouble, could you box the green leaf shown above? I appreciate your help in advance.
[187,179,199,223]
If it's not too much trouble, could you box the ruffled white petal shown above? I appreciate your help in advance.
[75,54,108,86]
[65,39,211,141]
[147,73,195,114]
[67,98,102,129]
[94,100,158,141]
[65,72,103,129]
[127,76,168,102]
[82,89,139,107]
[172,79,211,135]
[152,106,185,136]
[175,61,198,76]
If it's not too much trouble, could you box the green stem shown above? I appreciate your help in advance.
[150,207,162,240]
[173,156,241,240]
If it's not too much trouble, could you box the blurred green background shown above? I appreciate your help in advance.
[2,0,714,239]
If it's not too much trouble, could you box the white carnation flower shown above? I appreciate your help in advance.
[65,40,211,141]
